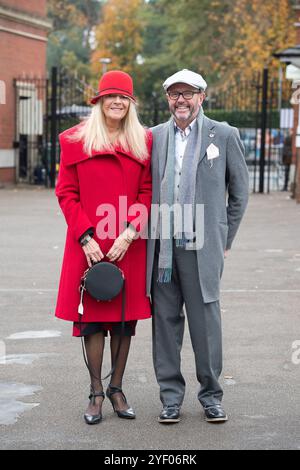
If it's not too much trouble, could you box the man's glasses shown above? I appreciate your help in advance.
[167,90,201,100]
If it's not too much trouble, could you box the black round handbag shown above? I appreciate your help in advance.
[78,261,124,314]
[78,261,126,380]
[84,261,124,302]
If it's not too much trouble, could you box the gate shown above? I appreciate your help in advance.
[14,67,94,187]
[47,67,94,188]
[13,77,48,184]
[14,67,294,192]
[204,69,294,193]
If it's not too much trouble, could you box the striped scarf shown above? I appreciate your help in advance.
[158,108,204,283]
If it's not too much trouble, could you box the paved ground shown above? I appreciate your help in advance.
[0,186,299,450]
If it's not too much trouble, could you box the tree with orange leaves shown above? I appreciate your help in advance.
[152,0,295,88]
[91,0,144,78]
[217,0,296,85]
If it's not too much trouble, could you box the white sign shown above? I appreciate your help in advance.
[280,108,294,129]
[16,81,43,136]
[0,80,5,104]
[286,64,300,81]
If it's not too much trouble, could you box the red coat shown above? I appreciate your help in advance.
[54,125,152,323]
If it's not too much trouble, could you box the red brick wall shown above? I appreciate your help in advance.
[0,32,47,149]
[0,167,15,183]
[0,0,50,183]
[0,0,47,17]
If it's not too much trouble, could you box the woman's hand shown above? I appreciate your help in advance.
[106,227,136,262]
[82,238,105,268]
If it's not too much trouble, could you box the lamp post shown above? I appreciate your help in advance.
[274,46,300,202]
[99,58,112,75]
[273,1,300,201]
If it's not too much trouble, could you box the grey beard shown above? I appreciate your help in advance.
[172,105,198,123]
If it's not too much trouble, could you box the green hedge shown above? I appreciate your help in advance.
[205,110,280,128]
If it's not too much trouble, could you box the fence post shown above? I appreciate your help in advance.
[259,67,269,193]
[50,67,57,189]
[253,72,262,193]
[267,80,275,193]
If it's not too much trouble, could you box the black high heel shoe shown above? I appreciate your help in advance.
[84,386,105,425]
[106,384,136,419]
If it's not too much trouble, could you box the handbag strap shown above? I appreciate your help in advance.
[79,279,126,382]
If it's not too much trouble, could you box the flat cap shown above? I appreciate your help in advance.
[163,69,207,91]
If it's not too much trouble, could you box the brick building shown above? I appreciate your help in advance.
[0,0,52,184]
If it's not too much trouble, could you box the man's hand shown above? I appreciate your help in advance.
[224,249,229,259]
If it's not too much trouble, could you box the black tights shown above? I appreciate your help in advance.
[84,332,132,392]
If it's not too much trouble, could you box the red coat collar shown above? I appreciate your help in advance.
[59,125,149,167]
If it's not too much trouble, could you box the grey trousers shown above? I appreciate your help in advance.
[151,241,223,409]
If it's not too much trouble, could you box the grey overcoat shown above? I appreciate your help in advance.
[146,115,249,303]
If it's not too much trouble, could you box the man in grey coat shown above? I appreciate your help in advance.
[147,69,249,423]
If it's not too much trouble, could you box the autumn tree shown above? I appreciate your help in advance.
[216,0,296,86]
[91,0,144,78]
[46,0,296,102]
[47,0,101,77]
[136,0,178,99]
[138,0,236,89]
[144,0,295,89]
[156,0,231,83]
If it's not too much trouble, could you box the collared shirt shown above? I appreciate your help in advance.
[174,118,197,202]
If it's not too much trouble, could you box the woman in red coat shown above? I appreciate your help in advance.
[54,71,152,425]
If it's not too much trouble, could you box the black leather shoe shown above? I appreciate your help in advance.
[106,384,136,419]
[158,405,181,424]
[204,405,228,423]
[84,387,105,425]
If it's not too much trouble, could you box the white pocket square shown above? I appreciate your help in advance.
[206,143,220,160]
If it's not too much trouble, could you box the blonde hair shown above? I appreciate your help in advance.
[68,99,148,161]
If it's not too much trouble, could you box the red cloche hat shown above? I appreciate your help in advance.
[90,70,136,104]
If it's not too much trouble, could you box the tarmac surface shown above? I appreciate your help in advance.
[0,186,299,450]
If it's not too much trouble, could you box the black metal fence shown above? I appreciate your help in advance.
[13,77,48,184]
[47,68,95,187]
[14,68,95,187]
[204,70,293,193]
[14,67,293,192]
[139,93,169,128]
